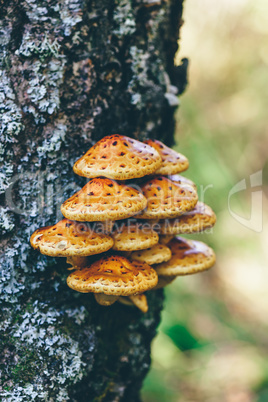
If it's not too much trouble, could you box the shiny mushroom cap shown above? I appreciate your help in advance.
[67,255,158,296]
[144,139,189,175]
[61,178,147,222]
[73,134,162,180]
[111,221,159,251]
[138,176,198,219]
[30,219,114,257]
[130,243,171,265]
[168,174,196,189]
[155,237,216,276]
[159,202,217,235]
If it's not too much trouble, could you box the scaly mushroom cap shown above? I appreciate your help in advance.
[67,255,158,295]
[73,134,162,180]
[119,294,148,313]
[61,178,147,222]
[144,139,189,175]
[30,219,114,257]
[168,174,196,189]
[112,221,159,251]
[138,176,198,219]
[130,243,171,265]
[159,202,217,235]
[155,237,216,276]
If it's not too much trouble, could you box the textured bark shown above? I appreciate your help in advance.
[0,0,187,400]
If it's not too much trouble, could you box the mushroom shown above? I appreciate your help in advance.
[129,243,171,265]
[61,178,147,222]
[168,174,196,189]
[155,237,216,276]
[30,219,114,268]
[118,294,148,313]
[159,202,217,235]
[138,176,198,219]
[67,255,158,306]
[144,139,189,175]
[73,134,162,180]
[30,132,217,313]
[111,221,159,251]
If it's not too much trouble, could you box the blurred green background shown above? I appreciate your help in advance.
[142,0,268,401]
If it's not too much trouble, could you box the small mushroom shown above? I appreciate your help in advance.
[129,243,171,265]
[155,237,216,276]
[30,219,114,259]
[144,139,189,175]
[73,134,162,180]
[111,221,159,251]
[61,178,147,222]
[67,255,158,305]
[138,176,198,219]
[119,294,148,313]
[159,202,217,235]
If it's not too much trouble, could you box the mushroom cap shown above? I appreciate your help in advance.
[159,202,217,235]
[119,294,148,313]
[30,219,114,257]
[73,134,162,180]
[130,243,172,265]
[155,237,216,276]
[67,255,158,295]
[111,221,159,251]
[144,139,189,175]
[138,176,198,219]
[168,174,196,189]
[61,178,147,222]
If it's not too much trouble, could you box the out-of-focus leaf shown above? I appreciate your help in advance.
[164,323,201,351]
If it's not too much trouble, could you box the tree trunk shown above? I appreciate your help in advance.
[0,0,187,400]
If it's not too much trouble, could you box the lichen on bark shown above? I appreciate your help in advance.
[0,0,187,400]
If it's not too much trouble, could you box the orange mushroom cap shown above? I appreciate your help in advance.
[155,237,216,276]
[138,176,198,219]
[111,221,159,251]
[159,202,217,235]
[73,134,162,180]
[129,243,172,265]
[67,255,158,295]
[144,139,189,175]
[30,219,114,257]
[61,178,147,222]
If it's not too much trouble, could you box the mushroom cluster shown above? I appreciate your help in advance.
[30,134,216,313]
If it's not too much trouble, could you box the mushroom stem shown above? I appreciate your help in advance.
[153,275,176,290]
[66,256,88,270]
[119,294,148,313]
[94,293,119,306]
